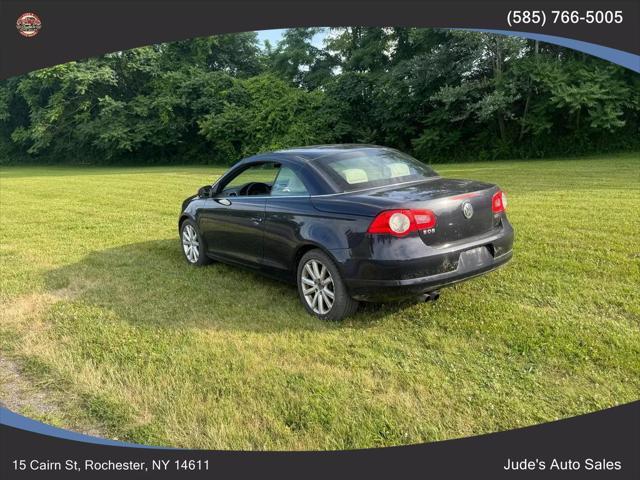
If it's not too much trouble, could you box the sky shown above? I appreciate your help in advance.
[255,28,327,49]
[255,29,286,46]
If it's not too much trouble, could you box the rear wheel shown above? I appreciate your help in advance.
[180,220,212,266]
[297,250,359,321]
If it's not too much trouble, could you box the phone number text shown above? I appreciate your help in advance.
[507,10,623,28]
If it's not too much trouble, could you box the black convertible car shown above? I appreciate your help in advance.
[179,145,513,320]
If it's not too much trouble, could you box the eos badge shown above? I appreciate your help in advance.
[462,202,474,219]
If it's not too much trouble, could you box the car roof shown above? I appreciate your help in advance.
[274,144,391,162]
[238,144,397,165]
[232,144,401,195]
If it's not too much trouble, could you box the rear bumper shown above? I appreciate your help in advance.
[333,223,514,302]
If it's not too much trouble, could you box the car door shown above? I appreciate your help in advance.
[262,165,314,273]
[199,162,280,267]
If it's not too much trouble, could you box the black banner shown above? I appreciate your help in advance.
[1,0,639,79]
[2,402,639,479]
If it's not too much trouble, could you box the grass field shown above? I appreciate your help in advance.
[1,154,639,450]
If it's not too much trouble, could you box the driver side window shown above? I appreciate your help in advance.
[221,162,280,197]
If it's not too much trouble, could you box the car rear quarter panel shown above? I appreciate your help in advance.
[262,197,371,273]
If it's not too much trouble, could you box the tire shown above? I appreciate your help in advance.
[180,219,212,266]
[297,249,359,321]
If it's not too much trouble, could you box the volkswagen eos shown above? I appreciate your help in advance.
[179,145,513,320]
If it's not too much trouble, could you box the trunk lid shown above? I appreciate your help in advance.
[312,178,500,244]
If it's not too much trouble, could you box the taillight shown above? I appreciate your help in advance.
[492,191,507,213]
[367,209,437,237]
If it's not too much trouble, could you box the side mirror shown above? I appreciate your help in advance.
[198,185,212,198]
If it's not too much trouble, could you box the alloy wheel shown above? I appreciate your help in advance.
[301,259,335,314]
[182,224,200,263]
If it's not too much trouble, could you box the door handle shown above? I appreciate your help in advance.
[250,217,264,224]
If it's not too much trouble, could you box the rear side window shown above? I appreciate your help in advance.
[316,149,437,191]
[271,167,309,196]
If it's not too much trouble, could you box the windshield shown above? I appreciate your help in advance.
[314,149,438,192]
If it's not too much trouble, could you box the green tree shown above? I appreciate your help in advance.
[269,28,335,89]
[198,74,334,163]
[1,28,638,165]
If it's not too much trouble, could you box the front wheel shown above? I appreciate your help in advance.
[180,220,212,266]
[297,250,359,321]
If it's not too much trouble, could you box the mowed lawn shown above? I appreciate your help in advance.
[0,154,638,450]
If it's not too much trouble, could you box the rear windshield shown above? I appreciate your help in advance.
[314,149,438,192]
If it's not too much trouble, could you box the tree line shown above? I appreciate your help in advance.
[1,28,638,165]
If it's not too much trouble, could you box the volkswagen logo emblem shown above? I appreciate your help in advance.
[462,202,474,219]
